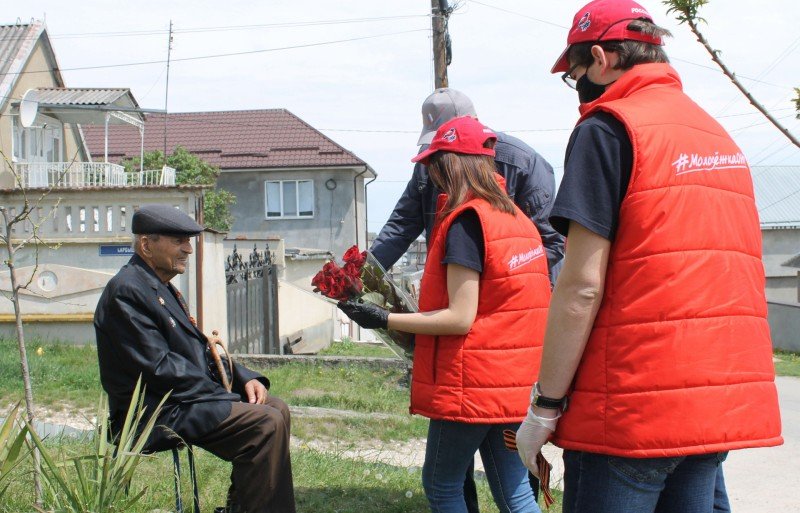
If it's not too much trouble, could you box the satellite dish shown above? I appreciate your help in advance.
[20,89,39,128]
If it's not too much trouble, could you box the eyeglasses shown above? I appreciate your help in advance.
[561,63,581,90]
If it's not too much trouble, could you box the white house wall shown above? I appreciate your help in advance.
[0,188,207,343]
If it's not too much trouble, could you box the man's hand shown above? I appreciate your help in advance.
[244,379,268,404]
[337,300,389,329]
[516,406,558,477]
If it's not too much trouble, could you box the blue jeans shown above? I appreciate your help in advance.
[423,419,541,513]
[562,450,728,513]
[714,466,731,513]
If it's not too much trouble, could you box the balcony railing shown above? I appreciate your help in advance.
[13,162,176,188]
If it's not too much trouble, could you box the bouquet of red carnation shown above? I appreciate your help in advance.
[311,245,417,359]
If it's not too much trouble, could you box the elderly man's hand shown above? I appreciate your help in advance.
[516,406,558,477]
[244,379,269,405]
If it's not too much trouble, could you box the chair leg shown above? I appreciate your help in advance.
[188,445,200,513]
[172,447,184,513]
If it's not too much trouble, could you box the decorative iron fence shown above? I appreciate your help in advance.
[225,244,279,354]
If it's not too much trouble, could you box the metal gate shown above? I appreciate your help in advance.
[225,244,279,354]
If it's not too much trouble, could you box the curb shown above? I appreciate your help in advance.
[233,354,410,372]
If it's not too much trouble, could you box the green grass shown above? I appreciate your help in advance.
[0,340,426,443]
[263,361,426,442]
[0,340,560,512]
[319,338,398,358]
[0,339,101,409]
[266,363,411,415]
[774,350,800,377]
[2,439,562,513]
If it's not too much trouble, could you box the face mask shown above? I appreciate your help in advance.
[576,73,609,104]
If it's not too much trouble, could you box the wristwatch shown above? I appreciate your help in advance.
[532,382,569,412]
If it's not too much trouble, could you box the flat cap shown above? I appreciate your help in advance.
[132,204,204,235]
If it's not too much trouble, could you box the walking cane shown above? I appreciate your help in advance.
[207,329,233,392]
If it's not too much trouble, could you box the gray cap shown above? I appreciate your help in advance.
[417,88,477,146]
[131,204,203,235]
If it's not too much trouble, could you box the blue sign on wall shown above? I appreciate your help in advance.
[99,245,134,257]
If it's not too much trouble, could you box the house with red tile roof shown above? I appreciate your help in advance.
[82,109,376,258]
[0,22,218,345]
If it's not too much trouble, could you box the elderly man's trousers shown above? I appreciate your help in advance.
[194,396,296,513]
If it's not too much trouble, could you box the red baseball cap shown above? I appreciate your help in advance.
[411,116,496,165]
[551,0,663,73]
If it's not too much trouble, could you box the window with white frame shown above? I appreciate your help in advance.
[12,117,63,162]
[265,180,314,218]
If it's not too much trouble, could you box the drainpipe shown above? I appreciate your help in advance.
[364,168,377,249]
[103,112,110,163]
[139,126,145,173]
[195,194,205,332]
[353,166,369,249]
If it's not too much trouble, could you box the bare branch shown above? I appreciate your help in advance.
[664,0,800,148]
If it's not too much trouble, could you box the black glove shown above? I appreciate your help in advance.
[338,300,389,329]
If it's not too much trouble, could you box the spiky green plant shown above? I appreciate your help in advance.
[26,378,169,512]
[0,402,30,499]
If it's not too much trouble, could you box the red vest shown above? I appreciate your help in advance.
[410,195,551,423]
[553,64,782,457]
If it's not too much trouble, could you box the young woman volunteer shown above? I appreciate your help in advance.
[339,116,551,513]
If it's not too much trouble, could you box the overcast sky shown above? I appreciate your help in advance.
[11,0,800,232]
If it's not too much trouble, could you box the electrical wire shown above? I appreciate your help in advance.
[714,35,800,116]
[1,28,430,75]
[728,114,796,134]
[670,57,792,89]
[0,14,433,41]
[464,1,794,90]
[467,0,568,29]
[73,112,575,135]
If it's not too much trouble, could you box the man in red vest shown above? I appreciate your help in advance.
[514,1,783,512]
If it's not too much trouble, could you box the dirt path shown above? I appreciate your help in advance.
[5,403,567,486]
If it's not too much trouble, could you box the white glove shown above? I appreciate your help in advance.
[516,404,559,477]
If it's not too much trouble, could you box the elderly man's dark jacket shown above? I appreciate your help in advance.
[95,254,267,451]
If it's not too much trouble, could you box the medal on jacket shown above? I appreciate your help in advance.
[169,317,176,328]
[158,296,166,306]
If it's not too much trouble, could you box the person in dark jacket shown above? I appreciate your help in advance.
[94,204,295,513]
[370,88,564,284]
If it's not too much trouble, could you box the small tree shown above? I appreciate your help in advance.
[122,147,236,231]
[0,149,76,505]
[664,0,800,148]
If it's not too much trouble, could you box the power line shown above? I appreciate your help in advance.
[717,107,795,119]
[1,28,430,76]
[728,114,796,134]
[670,57,792,89]
[0,14,433,42]
[53,14,432,38]
[714,34,800,116]
[69,112,574,135]
[467,0,568,29]
[465,1,793,90]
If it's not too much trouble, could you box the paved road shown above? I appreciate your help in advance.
[724,376,800,511]
[496,376,800,512]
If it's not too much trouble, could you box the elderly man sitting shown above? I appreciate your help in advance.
[94,204,295,513]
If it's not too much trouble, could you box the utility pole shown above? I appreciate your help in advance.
[431,0,451,88]
[164,19,173,167]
